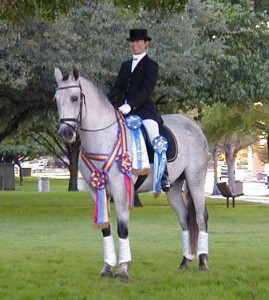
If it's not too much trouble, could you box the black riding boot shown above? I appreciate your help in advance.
[161,167,170,192]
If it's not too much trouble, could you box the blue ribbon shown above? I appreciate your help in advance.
[152,136,168,195]
[126,115,143,170]
[96,189,105,224]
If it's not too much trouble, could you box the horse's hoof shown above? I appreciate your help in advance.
[178,256,191,269]
[114,270,129,280]
[114,262,129,280]
[198,254,209,271]
[100,263,114,278]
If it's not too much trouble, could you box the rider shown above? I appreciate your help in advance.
[107,29,170,192]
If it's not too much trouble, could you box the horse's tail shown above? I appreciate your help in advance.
[183,185,199,256]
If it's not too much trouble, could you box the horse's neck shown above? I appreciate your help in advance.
[79,78,120,153]
[81,78,115,125]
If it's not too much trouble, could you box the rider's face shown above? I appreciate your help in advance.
[129,40,149,55]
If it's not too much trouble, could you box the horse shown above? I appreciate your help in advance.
[53,67,209,279]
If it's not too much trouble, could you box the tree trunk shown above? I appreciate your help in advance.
[267,132,269,162]
[19,165,23,186]
[67,140,80,191]
[212,146,221,195]
[224,143,237,193]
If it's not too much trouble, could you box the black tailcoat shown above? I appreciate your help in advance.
[107,55,163,124]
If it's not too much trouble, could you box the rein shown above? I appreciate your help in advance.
[81,111,128,174]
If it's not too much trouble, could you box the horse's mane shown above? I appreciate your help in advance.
[80,76,112,106]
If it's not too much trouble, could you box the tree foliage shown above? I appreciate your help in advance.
[1,0,269,191]
[0,0,84,21]
[113,0,188,13]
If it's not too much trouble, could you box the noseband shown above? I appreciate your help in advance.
[57,83,85,131]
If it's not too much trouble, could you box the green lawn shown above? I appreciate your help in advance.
[0,178,269,300]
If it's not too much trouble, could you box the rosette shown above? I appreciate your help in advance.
[90,169,109,190]
[118,153,132,174]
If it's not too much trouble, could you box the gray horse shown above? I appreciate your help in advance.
[54,67,209,279]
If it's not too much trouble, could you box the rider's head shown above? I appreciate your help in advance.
[127,29,151,55]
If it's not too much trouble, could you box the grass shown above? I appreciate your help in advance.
[0,177,269,300]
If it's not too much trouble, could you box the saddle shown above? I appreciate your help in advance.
[142,124,178,163]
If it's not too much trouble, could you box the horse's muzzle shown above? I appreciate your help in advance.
[58,123,77,143]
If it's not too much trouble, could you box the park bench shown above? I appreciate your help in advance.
[217,181,244,208]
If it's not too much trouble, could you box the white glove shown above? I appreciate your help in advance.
[118,104,131,115]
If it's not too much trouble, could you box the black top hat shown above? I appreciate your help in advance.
[127,29,152,41]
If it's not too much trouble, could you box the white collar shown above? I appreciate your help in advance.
[132,52,147,61]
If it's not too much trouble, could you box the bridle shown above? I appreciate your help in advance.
[57,83,84,131]
[56,82,118,132]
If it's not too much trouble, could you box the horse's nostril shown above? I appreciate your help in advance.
[58,125,75,142]
[68,131,73,138]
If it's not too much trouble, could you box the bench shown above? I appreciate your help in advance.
[216,181,244,207]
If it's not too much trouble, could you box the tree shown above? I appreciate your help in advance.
[202,0,269,108]
[1,0,268,192]
[0,0,83,21]
[0,133,48,185]
[113,0,188,13]
[252,102,269,162]
[201,102,259,194]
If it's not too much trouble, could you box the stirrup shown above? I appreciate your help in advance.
[161,169,170,192]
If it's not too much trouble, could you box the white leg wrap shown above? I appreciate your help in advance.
[197,231,209,256]
[182,231,195,260]
[118,237,132,265]
[103,236,117,267]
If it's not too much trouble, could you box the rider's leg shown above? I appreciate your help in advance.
[141,119,159,142]
[142,119,170,191]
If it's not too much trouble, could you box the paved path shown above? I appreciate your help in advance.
[34,168,269,205]
[205,172,269,205]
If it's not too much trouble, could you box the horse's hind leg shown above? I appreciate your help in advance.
[167,179,194,269]
[186,176,209,271]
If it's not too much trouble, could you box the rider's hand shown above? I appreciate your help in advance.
[118,104,131,115]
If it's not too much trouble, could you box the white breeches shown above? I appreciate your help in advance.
[142,119,159,142]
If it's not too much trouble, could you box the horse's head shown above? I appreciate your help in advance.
[54,67,83,143]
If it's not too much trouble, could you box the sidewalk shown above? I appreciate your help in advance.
[206,193,269,205]
[206,180,269,205]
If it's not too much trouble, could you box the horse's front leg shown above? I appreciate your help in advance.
[100,225,117,277]
[114,220,131,279]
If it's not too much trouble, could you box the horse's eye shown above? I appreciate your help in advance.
[71,96,78,102]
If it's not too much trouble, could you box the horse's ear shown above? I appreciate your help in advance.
[54,67,63,84]
[72,66,79,82]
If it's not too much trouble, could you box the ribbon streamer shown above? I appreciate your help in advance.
[126,115,150,175]
[152,136,168,197]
